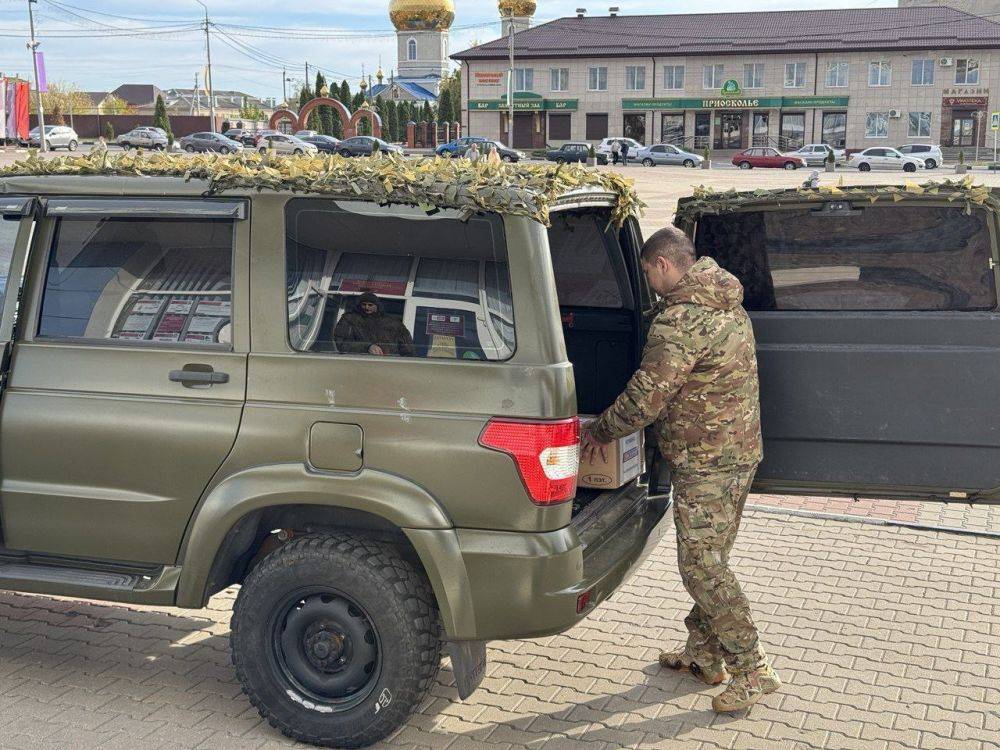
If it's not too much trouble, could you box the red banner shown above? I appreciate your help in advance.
[15,81,29,139]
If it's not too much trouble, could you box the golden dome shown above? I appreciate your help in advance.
[389,0,455,30]
[499,0,536,17]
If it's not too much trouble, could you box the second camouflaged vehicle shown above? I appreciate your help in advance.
[0,153,668,748]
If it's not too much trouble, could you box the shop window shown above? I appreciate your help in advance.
[663,65,684,90]
[285,200,514,360]
[911,59,934,86]
[866,112,889,138]
[585,113,609,140]
[752,112,769,146]
[703,64,724,89]
[821,112,847,147]
[956,59,980,85]
[550,68,569,92]
[549,113,571,140]
[825,62,849,88]
[868,61,891,87]
[660,113,684,144]
[784,62,806,88]
[38,217,234,345]
[625,66,646,91]
[743,63,764,89]
[588,67,607,91]
[908,112,931,138]
[694,205,996,312]
[780,113,805,149]
[623,114,646,144]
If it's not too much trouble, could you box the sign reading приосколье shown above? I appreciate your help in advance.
[621,95,849,110]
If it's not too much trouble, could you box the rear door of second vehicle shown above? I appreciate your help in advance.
[685,189,1000,503]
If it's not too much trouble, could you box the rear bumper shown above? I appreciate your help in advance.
[407,484,672,641]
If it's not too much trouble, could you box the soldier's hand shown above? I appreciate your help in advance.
[368,344,385,356]
[580,427,609,465]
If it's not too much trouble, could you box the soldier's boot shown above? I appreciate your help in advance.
[658,649,728,686]
[711,664,782,713]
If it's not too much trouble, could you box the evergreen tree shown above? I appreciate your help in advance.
[438,87,454,124]
[339,80,351,107]
[375,96,389,140]
[104,121,115,141]
[315,71,334,136]
[153,94,172,138]
[421,100,433,122]
[351,92,365,111]
[387,100,400,143]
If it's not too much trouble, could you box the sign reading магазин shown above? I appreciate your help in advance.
[621,95,850,110]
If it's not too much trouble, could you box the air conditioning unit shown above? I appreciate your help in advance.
[939,57,954,67]
[888,109,902,118]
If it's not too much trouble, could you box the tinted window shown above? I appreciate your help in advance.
[695,205,996,312]
[285,200,514,360]
[547,212,624,308]
[39,217,234,343]
[0,216,23,312]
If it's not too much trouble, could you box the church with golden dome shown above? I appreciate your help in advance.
[371,0,456,103]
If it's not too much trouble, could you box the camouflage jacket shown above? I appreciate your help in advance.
[589,256,762,470]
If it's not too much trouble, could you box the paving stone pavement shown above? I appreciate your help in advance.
[1,508,998,750]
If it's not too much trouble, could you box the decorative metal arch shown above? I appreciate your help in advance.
[268,97,380,138]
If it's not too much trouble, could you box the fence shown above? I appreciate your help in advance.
[27,114,251,139]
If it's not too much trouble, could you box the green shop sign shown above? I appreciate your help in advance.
[720,79,742,95]
[621,95,849,110]
[470,93,578,111]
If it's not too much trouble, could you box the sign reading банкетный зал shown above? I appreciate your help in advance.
[469,91,578,111]
[622,95,850,110]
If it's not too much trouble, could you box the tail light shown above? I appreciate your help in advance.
[480,417,580,505]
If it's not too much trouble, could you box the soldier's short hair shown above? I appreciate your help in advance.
[641,226,696,270]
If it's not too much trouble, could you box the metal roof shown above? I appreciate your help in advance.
[453,6,1000,60]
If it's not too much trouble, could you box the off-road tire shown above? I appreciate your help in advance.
[231,533,442,749]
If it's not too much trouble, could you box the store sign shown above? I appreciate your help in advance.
[992,112,1000,131]
[621,95,849,110]
[943,96,989,108]
[474,71,504,86]
[469,98,579,111]
[720,79,742,95]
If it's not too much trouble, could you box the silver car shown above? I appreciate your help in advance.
[637,143,703,168]
[118,127,169,151]
[257,133,319,155]
[789,143,846,166]
[25,125,79,151]
[179,132,245,154]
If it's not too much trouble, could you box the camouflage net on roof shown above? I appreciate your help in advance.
[673,176,997,231]
[0,150,645,227]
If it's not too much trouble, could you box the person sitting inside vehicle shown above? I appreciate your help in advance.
[334,291,415,356]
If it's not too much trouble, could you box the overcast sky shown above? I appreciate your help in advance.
[0,0,896,100]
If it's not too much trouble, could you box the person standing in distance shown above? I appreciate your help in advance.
[581,226,780,713]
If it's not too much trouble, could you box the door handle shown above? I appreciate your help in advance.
[169,368,229,385]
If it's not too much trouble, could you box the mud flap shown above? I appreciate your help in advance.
[446,640,487,699]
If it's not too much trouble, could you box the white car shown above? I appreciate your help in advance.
[596,137,643,159]
[897,143,943,169]
[848,147,925,172]
[25,125,79,151]
[258,133,319,155]
[789,143,846,166]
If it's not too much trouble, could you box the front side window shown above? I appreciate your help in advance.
[695,205,997,312]
[703,64,724,89]
[743,63,764,89]
[869,61,892,86]
[588,67,607,91]
[39,217,234,345]
[663,65,684,90]
[909,111,931,138]
[514,68,534,92]
[866,112,889,138]
[285,200,514,361]
[625,65,646,91]
[956,58,980,84]
[784,62,806,88]
[911,59,934,86]
[550,67,569,92]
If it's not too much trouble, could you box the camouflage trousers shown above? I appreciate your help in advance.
[672,464,766,675]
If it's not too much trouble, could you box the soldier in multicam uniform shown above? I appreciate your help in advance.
[581,226,781,713]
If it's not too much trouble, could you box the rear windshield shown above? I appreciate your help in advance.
[695,204,996,312]
[547,212,626,308]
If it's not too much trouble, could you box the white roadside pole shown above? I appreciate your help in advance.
[992,111,1000,166]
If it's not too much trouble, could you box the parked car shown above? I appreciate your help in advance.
[252,129,281,145]
[179,132,245,154]
[449,139,523,162]
[897,143,943,169]
[732,147,806,170]
[299,135,342,153]
[848,147,925,172]
[257,133,319,155]
[118,127,169,151]
[224,128,260,147]
[436,136,490,157]
[546,142,608,165]
[24,125,79,151]
[294,129,319,139]
[636,143,703,168]
[596,137,643,159]
[788,143,846,166]
[337,136,404,157]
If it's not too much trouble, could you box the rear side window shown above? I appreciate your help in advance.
[547,212,625,308]
[695,204,996,311]
[38,217,234,344]
[285,199,514,361]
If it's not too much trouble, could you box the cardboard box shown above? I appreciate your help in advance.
[578,417,644,489]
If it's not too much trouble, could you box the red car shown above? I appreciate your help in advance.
[732,147,806,170]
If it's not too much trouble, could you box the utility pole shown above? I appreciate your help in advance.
[27,0,46,152]
[191,72,199,115]
[195,1,215,131]
[305,62,310,96]
[282,68,286,105]
[507,14,515,150]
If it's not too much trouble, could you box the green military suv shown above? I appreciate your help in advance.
[0,155,670,747]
